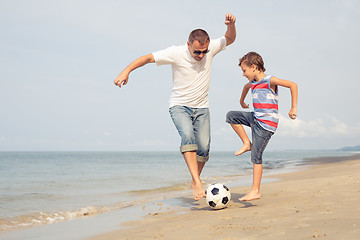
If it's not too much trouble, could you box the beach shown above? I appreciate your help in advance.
[88,154,360,240]
[1,152,360,240]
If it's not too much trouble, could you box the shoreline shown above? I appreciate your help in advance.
[1,153,359,240]
[88,153,360,240]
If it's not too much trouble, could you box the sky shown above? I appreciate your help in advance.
[1,0,359,151]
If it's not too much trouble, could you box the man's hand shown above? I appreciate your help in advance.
[224,13,236,46]
[114,70,129,88]
[225,13,236,25]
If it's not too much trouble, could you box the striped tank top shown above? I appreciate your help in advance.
[251,75,279,133]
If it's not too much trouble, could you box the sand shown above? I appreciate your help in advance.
[88,155,360,240]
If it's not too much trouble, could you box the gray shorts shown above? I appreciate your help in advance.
[226,111,274,164]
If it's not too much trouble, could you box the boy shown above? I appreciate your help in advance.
[226,52,298,201]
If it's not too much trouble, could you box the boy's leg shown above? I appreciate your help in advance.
[229,124,252,156]
[239,163,262,201]
[226,111,253,156]
[240,123,273,201]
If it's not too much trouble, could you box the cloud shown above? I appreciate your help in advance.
[214,114,360,140]
[277,114,360,139]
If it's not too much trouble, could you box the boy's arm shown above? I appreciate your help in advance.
[114,54,155,88]
[224,13,236,46]
[240,82,251,109]
[270,77,298,119]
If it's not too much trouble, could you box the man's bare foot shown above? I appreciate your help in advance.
[235,143,252,156]
[239,191,261,201]
[191,181,206,200]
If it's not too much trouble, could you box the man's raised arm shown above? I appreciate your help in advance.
[224,13,236,46]
[114,54,155,88]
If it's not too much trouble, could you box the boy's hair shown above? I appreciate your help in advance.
[239,52,266,72]
[188,29,210,45]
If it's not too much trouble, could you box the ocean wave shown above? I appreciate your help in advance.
[0,205,112,232]
[0,197,167,232]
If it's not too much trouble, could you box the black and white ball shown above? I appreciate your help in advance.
[206,183,231,209]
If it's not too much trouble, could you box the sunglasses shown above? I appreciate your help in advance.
[193,49,210,56]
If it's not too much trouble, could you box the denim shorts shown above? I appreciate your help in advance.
[226,111,274,164]
[169,105,210,163]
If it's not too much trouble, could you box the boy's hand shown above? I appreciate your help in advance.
[225,13,236,25]
[289,107,297,119]
[240,101,249,109]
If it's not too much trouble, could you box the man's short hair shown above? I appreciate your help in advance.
[188,29,210,45]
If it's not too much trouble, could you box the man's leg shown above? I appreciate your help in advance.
[169,106,205,200]
[190,108,210,199]
[191,161,206,198]
[197,161,205,175]
[183,151,206,200]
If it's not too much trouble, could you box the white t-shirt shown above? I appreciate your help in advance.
[152,37,227,108]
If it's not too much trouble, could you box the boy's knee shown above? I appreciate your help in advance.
[251,157,262,164]
[251,146,264,164]
[226,111,237,123]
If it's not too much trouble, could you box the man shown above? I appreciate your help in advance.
[114,13,236,200]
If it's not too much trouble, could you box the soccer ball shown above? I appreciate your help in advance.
[206,183,231,210]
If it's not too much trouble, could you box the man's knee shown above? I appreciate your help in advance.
[196,139,210,162]
[197,155,209,163]
[180,144,198,153]
[180,128,196,145]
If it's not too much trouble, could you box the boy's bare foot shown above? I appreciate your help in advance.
[191,181,206,200]
[239,191,261,201]
[235,143,252,156]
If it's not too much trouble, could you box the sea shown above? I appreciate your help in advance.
[0,150,357,233]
